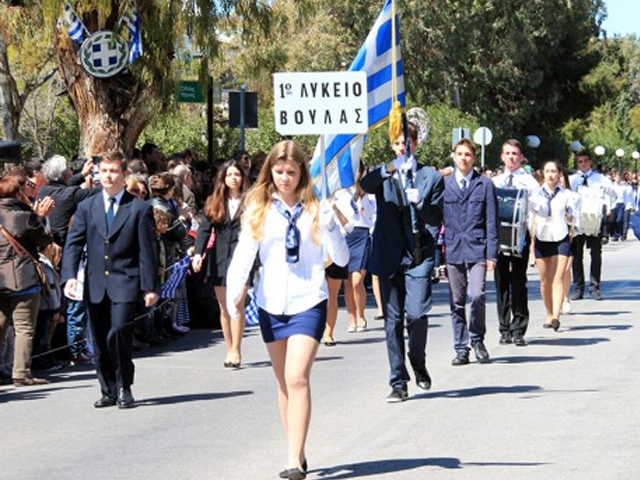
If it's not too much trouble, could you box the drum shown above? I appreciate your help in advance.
[578,186,604,236]
[496,188,528,256]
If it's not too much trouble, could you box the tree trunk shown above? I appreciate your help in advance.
[0,33,20,140]
[54,29,149,159]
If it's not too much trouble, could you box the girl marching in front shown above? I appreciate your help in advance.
[226,140,349,480]
[192,160,248,368]
[532,160,578,331]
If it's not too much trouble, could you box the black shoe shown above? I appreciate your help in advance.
[451,350,470,366]
[279,460,307,479]
[386,385,408,403]
[278,468,306,480]
[499,333,513,345]
[512,331,527,346]
[471,341,490,363]
[590,289,603,301]
[414,368,432,391]
[116,388,136,409]
[570,290,584,301]
[94,395,116,408]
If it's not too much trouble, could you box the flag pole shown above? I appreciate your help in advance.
[321,135,327,200]
[388,0,402,143]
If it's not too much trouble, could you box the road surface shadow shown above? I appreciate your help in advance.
[527,337,610,347]
[137,390,252,406]
[566,324,632,332]
[491,355,574,364]
[414,384,542,400]
[313,457,547,478]
[574,310,631,316]
[0,383,91,403]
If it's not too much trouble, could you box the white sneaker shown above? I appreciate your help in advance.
[561,298,572,314]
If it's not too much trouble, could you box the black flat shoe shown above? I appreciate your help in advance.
[279,459,307,478]
[278,467,306,480]
[551,319,561,331]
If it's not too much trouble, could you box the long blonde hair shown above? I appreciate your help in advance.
[243,140,320,243]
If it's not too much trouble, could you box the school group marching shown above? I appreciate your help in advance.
[0,125,634,480]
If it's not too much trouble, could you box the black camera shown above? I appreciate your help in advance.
[0,140,22,164]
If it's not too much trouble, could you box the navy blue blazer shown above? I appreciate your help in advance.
[361,165,444,278]
[443,171,499,264]
[61,190,159,304]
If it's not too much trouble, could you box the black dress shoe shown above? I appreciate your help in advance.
[471,341,490,363]
[512,331,527,346]
[414,368,432,391]
[590,289,603,301]
[451,350,470,366]
[570,290,584,301]
[93,395,116,408]
[116,388,136,409]
[499,333,513,344]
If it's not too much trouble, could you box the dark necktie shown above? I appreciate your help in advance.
[460,178,467,193]
[350,193,358,214]
[404,168,414,188]
[543,188,559,217]
[272,199,305,264]
[106,197,116,232]
[582,174,589,187]
[506,174,514,188]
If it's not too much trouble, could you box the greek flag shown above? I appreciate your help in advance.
[161,256,191,299]
[64,3,88,45]
[310,0,405,196]
[121,6,143,63]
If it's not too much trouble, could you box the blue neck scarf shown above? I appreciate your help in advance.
[273,198,305,263]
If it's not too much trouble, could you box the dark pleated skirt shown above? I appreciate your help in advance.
[258,300,327,343]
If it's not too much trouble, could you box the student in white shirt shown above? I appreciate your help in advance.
[558,169,581,315]
[331,164,376,334]
[492,139,542,346]
[226,140,348,480]
[531,161,578,331]
[569,151,616,300]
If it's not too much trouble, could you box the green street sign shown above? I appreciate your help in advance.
[177,81,205,103]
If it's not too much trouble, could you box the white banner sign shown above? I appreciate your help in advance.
[273,71,369,135]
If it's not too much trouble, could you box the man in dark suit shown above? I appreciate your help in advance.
[443,139,498,366]
[62,154,159,409]
[361,124,444,403]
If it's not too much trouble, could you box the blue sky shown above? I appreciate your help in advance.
[602,0,640,36]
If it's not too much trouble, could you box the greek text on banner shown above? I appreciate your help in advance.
[273,71,369,136]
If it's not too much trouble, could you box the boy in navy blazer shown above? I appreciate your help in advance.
[361,123,444,402]
[62,154,159,409]
[443,139,498,366]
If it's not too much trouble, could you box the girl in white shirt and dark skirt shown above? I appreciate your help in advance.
[226,140,349,480]
[532,161,578,331]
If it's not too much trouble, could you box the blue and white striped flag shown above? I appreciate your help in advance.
[121,6,143,63]
[64,3,88,45]
[310,0,406,196]
[161,256,191,299]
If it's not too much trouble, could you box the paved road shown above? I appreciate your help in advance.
[2,238,640,480]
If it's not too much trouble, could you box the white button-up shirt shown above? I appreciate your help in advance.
[531,185,579,242]
[333,187,376,230]
[226,202,349,318]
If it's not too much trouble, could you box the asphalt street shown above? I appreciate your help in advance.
[2,236,639,480]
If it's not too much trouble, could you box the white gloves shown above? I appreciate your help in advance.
[405,188,421,205]
[392,154,416,172]
[319,199,337,231]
